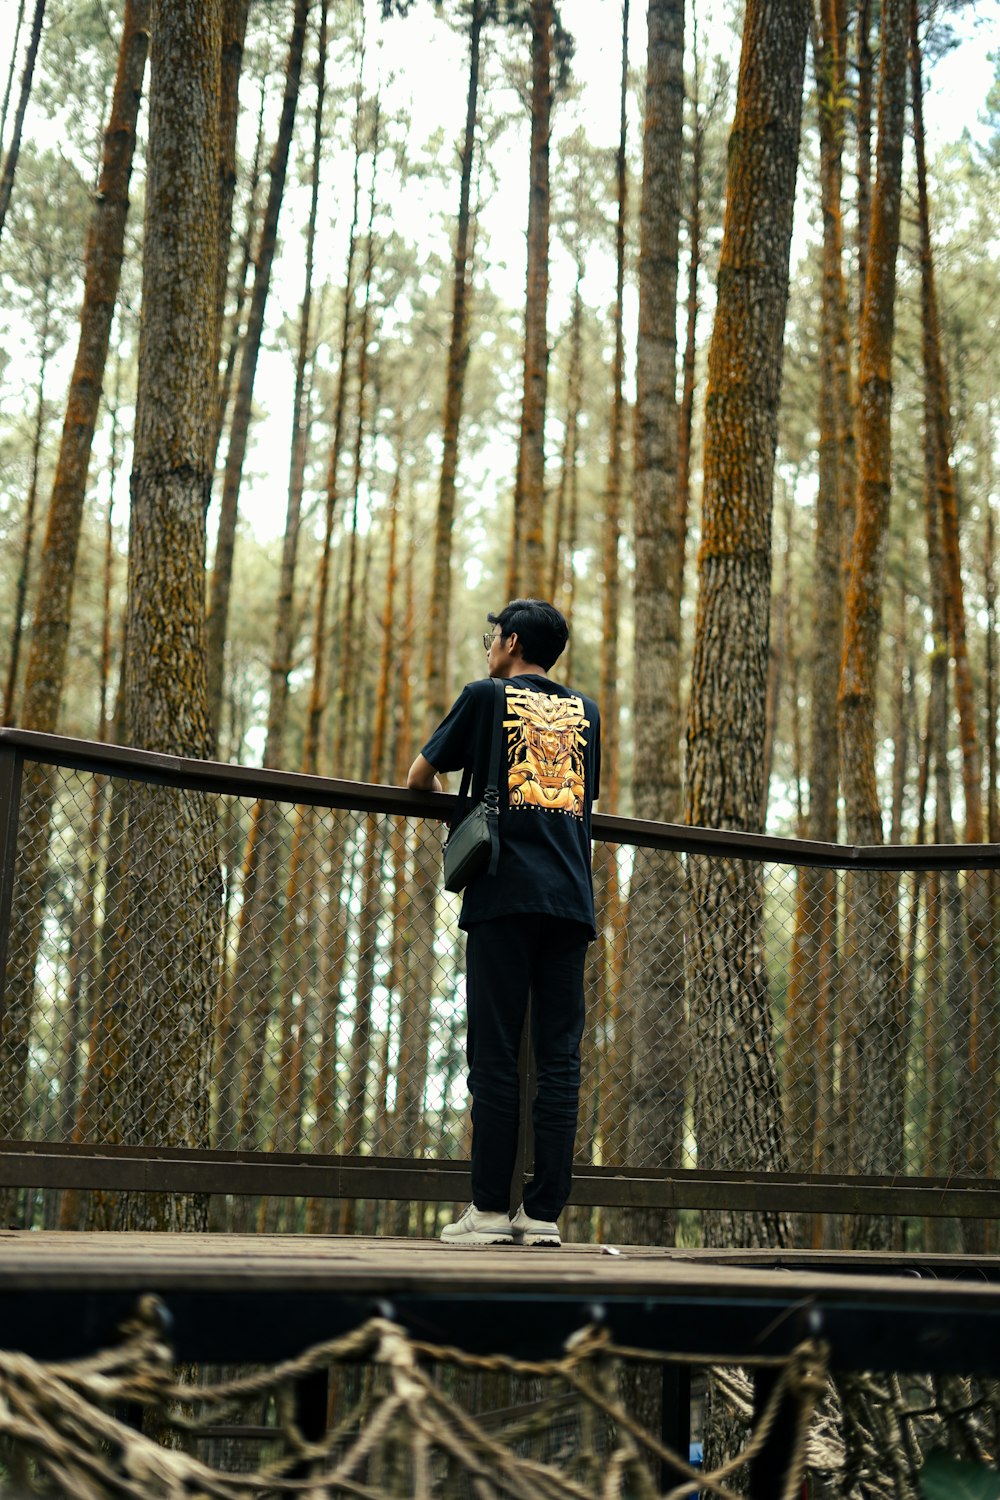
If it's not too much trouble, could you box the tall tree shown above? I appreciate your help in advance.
[0,0,46,244]
[117,0,223,1232]
[626,0,685,1239]
[507,0,553,597]
[784,0,853,1189]
[206,0,311,748]
[212,66,270,473]
[396,3,486,1200]
[548,134,591,621]
[836,0,908,1250]
[590,0,631,1205]
[683,0,809,1248]
[19,0,149,741]
[599,0,628,807]
[676,17,704,542]
[2,173,62,724]
[0,2,27,155]
[910,0,992,1232]
[260,18,366,1224]
[219,0,330,1167]
[0,4,149,1195]
[985,399,999,860]
[332,98,381,778]
[214,0,253,385]
[855,0,874,309]
[426,0,484,732]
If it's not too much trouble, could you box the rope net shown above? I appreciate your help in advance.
[0,1301,995,1499]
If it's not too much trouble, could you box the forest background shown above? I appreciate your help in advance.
[2,0,1000,1267]
[1,0,998,841]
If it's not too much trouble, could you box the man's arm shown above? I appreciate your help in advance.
[406,753,443,794]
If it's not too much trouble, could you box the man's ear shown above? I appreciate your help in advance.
[506,631,520,658]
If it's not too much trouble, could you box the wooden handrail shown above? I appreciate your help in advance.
[2,727,999,870]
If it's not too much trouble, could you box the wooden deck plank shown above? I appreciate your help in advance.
[2,1232,1000,1372]
[2,1231,1000,1304]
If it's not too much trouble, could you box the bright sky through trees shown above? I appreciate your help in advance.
[1,0,997,558]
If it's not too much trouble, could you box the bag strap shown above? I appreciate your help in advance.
[484,678,504,876]
[451,679,505,821]
[485,678,504,797]
[454,757,475,814]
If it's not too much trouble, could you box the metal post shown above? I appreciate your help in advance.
[0,743,25,1012]
[290,1367,330,1478]
[659,1363,692,1490]
[748,1367,800,1500]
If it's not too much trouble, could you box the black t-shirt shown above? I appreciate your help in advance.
[422,673,601,935]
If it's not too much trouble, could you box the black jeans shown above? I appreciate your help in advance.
[465,914,590,1220]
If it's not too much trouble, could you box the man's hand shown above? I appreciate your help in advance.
[406,753,443,794]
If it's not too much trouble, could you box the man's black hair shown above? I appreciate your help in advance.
[488,599,569,671]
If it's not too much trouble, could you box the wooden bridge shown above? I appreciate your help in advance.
[3,1230,1000,1494]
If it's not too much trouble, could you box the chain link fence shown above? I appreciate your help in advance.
[1,738,998,1237]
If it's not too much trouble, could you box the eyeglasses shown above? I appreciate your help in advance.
[483,632,499,653]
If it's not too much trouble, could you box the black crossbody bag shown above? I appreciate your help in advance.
[442,678,504,894]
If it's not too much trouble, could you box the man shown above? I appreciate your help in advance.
[407,599,601,1246]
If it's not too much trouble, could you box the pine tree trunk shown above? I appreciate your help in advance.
[921,299,964,1223]
[676,15,702,555]
[0,0,46,243]
[0,1,149,1192]
[55,377,123,1232]
[600,0,628,811]
[339,816,382,1212]
[335,294,383,1233]
[910,1,990,1236]
[220,2,328,1183]
[837,0,908,1251]
[214,0,252,381]
[763,480,794,810]
[855,0,873,309]
[3,304,51,724]
[427,0,482,726]
[206,0,310,749]
[889,572,909,846]
[550,266,583,610]
[390,516,420,1235]
[260,61,362,1229]
[303,20,363,777]
[590,0,631,1217]
[331,461,401,1220]
[508,0,552,598]
[987,495,999,849]
[785,0,850,1194]
[626,0,685,1247]
[683,0,808,1250]
[985,496,999,1243]
[212,71,269,473]
[116,0,223,1233]
[333,109,380,779]
[0,2,27,153]
[20,0,148,738]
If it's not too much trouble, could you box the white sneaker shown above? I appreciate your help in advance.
[511,1204,561,1246]
[440,1204,514,1245]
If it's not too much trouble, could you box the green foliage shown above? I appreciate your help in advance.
[34,0,121,168]
[0,145,91,364]
[919,1449,1000,1500]
[984,50,1000,170]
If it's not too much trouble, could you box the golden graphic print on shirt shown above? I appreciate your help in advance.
[504,687,589,819]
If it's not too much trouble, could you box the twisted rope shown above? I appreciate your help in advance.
[0,1295,987,1499]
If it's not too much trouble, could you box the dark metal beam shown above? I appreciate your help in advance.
[2,1278,1000,1376]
